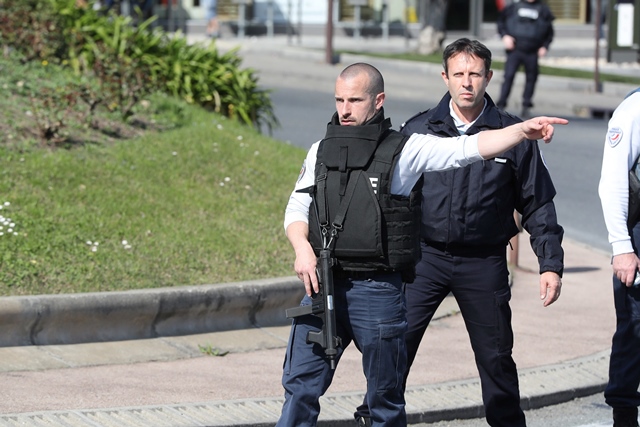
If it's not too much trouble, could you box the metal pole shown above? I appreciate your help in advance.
[382,1,389,40]
[404,0,411,48]
[287,0,293,45]
[594,0,603,93]
[469,0,484,37]
[354,5,361,40]
[167,0,174,32]
[326,0,334,64]
[238,2,246,39]
[267,0,274,38]
[297,0,302,45]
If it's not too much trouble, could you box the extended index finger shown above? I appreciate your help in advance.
[541,116,569,125]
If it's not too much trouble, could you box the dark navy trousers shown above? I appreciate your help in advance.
[498,49,539,109]
[276,272,408,427]
[404,242,526,427]
[605,223,640,410]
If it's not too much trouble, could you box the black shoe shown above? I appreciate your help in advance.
[614,407,639,427]
[355,415,372,427]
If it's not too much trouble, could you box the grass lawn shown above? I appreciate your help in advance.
[0,56,303,296]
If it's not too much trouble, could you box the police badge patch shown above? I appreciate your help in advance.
[607,127,623,147]
[297,162,306,183]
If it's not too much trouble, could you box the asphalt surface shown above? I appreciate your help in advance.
[0,27,638,427]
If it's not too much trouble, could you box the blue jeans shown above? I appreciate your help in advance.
[605,223,640,409]
[276,272,408,427]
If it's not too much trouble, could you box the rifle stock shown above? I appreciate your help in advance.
[285,248,341,369]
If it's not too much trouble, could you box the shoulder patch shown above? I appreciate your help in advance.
[607,127,623,147]
[296,162,306,183]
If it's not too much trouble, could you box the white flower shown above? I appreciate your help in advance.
[122,240,128,245]
[9,223,15,228]
[124,244,132,250]
[4,202,10,206]
[237,135,243,141]
[219,182,225,186]
[91,246,97,252]
[86,240,92,245]
[254,151,260,156]
[224,177,231,182]
[216,124,223,130]
[8,228,13,233]
[172,151,177,156]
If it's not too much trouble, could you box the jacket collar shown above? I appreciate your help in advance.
[424,93,505,136]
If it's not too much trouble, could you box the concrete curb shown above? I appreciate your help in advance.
[0,350,609,427]
[0,277,304,347]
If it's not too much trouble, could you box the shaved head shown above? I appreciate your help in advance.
[338,63,384,97]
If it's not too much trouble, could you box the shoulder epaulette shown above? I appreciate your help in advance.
[400,109,431,130]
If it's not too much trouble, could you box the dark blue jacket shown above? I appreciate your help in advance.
[497,0,554,53]
[400,93,564,276]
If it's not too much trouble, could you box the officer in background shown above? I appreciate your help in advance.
[496,0,555,117]
[598,87,640,427]
[278,62,566,427]
[353,38,564,427]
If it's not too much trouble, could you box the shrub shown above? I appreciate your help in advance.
[0,0,278,131]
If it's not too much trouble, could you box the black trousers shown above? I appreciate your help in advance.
[355,242,526,427]
[498,49,539,109]
[605,222,640,410]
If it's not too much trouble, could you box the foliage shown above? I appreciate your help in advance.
[0,53,183,149]
[198,344,230,357]
[0,0,278,131]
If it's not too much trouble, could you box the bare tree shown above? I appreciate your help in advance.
[416,0,450,55]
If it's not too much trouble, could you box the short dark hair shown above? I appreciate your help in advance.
[442,38,492,76]
[339,63,384,97]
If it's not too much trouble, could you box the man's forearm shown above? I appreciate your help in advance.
[477,123,527,158]
[477,116,566,159]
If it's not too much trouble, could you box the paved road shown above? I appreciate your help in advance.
[233,44,614,254]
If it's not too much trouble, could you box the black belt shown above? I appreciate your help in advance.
[333,269,395,279]
[424,240,504,256]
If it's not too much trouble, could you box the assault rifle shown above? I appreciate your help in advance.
[285,248,342,369]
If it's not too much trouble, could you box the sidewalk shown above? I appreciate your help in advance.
[0,236,616,426]
[0,30,631,426]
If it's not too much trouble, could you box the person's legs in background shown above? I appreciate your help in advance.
[497,50,522,110]
[520,52,539,118]
[203,0,219,38]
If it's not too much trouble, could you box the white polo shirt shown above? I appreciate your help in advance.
[598,90,640,255]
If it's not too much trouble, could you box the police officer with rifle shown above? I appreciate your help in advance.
[277,62,566,427]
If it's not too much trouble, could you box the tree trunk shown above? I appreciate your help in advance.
[416,0,449,55]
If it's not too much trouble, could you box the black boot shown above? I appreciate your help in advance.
[614,407,639,427]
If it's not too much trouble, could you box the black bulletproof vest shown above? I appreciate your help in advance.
[506,2,550,43]
[308,116,421,278]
